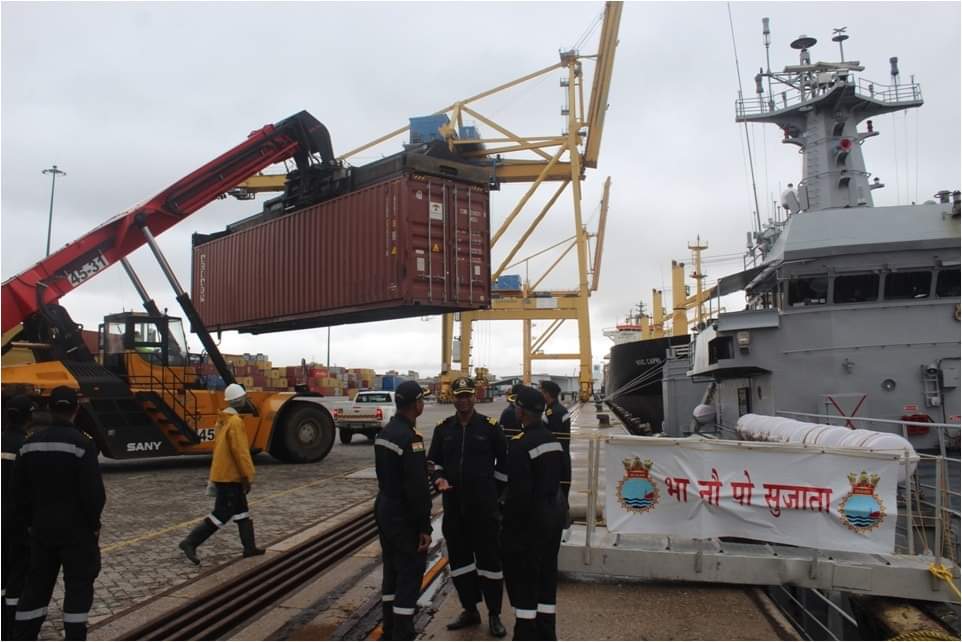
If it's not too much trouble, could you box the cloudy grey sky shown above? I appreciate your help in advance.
[2,1,959,380]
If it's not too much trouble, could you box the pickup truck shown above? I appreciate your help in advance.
[334,390,395,444]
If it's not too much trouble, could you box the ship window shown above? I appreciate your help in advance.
[708,336,733,364]
[787,276,828,306]
[884,271,931,300]
[936,269,960,297]
[833,273,879,303]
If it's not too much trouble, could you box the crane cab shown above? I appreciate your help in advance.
[91,311,336,463]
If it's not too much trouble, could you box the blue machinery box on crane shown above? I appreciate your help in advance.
[409,115,450,144]
[494,274,522,291]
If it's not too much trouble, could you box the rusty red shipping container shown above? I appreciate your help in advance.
[191,174,491,333]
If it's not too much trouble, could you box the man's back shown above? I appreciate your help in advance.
[15,421,105,535]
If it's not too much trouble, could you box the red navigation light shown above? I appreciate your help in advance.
[839,138,853,151]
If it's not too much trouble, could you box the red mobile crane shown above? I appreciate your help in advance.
[1,111,343,462]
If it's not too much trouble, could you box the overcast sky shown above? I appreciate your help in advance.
[2,1,959,380]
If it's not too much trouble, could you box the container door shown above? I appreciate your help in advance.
[448,180,489,306]
[404,177,445,304]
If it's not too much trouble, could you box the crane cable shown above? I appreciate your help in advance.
[727,2,763,234]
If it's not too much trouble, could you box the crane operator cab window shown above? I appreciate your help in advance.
[101,314,188,371]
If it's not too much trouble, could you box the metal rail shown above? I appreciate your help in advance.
[122,510,379,640]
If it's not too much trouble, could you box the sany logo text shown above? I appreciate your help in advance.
[127,441,163,453]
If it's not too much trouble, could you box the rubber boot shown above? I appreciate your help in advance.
[237,518,265,557]
[381,603,395,641]
[64,621,88,641]
[536,613,557,641]
[392,613,415,641]
[489,613,507,638]
[447,608,481,630]
[179,518,218,565]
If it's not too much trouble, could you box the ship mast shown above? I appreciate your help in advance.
[737,21,923,212]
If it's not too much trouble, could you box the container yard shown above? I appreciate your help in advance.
[1,2,959,642]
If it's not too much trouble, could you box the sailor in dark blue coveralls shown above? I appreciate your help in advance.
[2,395,36,639]
[427,377,508,638]
[498,384,524,442]
[501,386,568,641]
[14,387,105,641]
[374,380,432,641]
[540,380,572,503]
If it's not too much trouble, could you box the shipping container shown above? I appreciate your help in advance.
[191,174,491,333]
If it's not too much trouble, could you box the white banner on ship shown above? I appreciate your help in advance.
[605,436,905,554]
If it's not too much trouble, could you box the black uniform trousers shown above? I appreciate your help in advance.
[442,493,503,615]
[14,529,100,641]
[375,495,427,641]
[210,482,251,527]
[502,498,564,641]
[2,522,30,638]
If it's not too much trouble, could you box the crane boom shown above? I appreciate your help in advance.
[590,176,611,291]
[1,111,333,335]
[583,1,622,168]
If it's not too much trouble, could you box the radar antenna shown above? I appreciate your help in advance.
[831,27,849,62]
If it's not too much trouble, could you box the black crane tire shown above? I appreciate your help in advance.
[280,404,335,463]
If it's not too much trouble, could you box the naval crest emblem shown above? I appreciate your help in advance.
[617,457,659,513]
[838,471,886,533]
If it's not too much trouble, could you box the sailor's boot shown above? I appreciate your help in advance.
[178,518,218,565]
[237,518,266,557]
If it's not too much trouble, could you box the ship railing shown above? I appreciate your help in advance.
[854,77,923,104]
[775,410,960,567]
[735,75,922,118]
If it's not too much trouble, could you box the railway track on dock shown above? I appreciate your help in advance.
[122,510,380,640]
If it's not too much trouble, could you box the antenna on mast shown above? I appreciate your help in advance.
[831,27,849,62]
[762,18,774,110]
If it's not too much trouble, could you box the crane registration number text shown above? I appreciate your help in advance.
[64,252,109,287]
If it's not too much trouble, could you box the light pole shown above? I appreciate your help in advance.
[42,164,66,256]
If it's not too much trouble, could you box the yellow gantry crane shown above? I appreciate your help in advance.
[232,1,623,402]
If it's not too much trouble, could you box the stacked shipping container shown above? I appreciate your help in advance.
[195,354,383,397]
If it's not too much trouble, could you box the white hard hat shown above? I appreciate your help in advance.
[224,383,247,402]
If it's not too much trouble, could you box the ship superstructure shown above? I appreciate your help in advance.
[673,29,960,449]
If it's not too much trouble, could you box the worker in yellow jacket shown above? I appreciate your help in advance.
[178,383,265,564]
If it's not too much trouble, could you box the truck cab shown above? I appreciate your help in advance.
[335,390,396,444]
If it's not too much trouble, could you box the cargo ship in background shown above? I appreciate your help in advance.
[602,251,713,434]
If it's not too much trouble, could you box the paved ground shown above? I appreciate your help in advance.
[421,576,794,641]
[35,399,497,640]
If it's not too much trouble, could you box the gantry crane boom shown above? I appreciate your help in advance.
[590,176,611,292]
[583,1,622,168]
[1,111,333,335]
